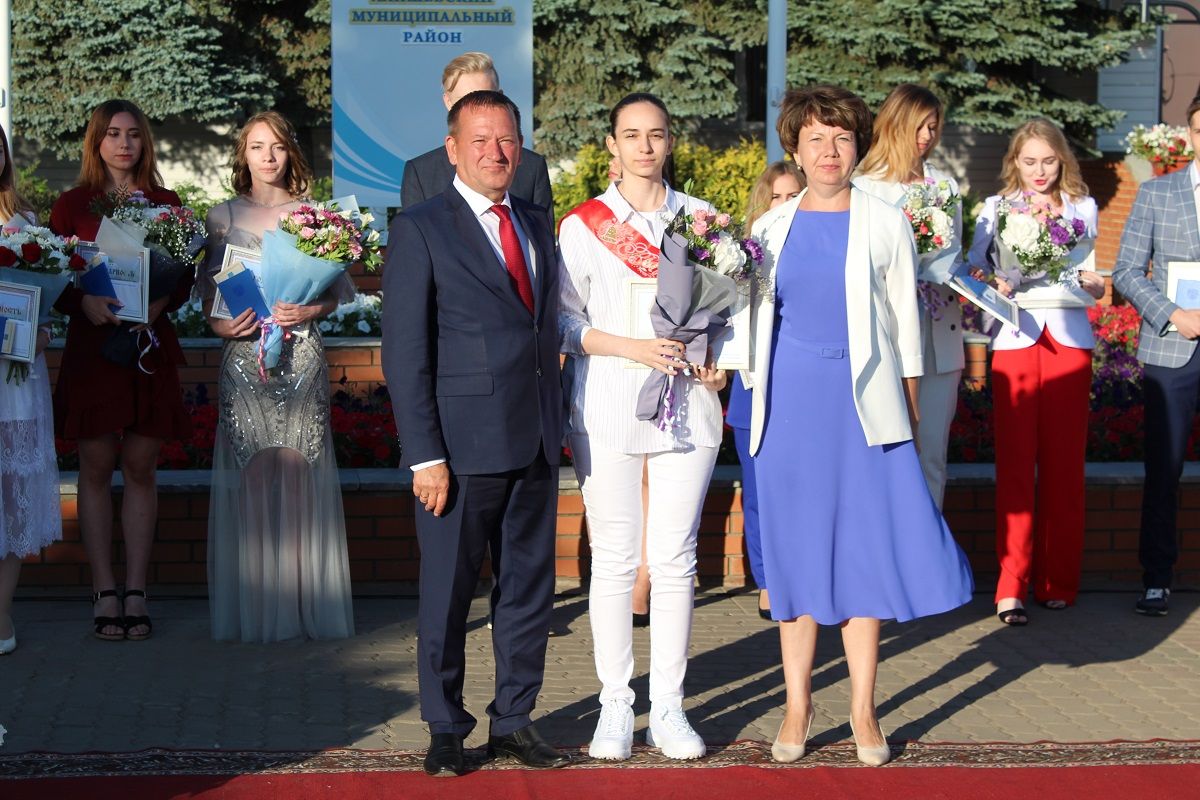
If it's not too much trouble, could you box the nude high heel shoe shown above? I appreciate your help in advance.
[849,717,891,766]
[771,707,814,763]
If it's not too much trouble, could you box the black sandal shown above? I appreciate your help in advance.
[997,607,1028,626]
[92,589,125,641]
[122,589,153,641]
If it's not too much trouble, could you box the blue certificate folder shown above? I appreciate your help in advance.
[78,262,121,313]
[1177,278,1200,309]
[215,263,270,320]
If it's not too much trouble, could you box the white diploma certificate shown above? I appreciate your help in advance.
[76,242,150,324]
[0,281,41,363]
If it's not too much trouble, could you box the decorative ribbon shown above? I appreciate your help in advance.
[562,198,661,277]
[135,327,160,375]
[256,316,292,382]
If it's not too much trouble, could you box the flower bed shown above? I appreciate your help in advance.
[948,304,1200,462]
[52,304,1178,469]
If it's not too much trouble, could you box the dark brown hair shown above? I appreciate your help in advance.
[77,99,164,192]
[777,85,873,161]
[231,111,311,198]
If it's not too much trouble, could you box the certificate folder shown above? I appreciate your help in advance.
[79,261,122,314]
[214,260,270,320]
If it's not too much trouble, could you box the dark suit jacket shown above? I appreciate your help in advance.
[382,186,562,474]
[401,146,555,229]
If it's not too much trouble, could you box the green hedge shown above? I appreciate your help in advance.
[553,140,770,225]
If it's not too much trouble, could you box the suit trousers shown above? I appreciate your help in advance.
[415,449,557,737]
[569,434,718,708]
[1140,349,1200,588]
[916,318,963,510]
[992,328,1092,604]
[732,426,765,589]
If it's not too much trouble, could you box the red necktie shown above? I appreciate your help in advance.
[490,204,534,315]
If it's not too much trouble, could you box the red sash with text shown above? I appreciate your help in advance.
[561,198,660,278]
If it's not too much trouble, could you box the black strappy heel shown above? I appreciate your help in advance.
[92,589,125,641]
[122,589,153,641]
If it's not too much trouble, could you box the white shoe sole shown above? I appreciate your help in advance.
[587,740,632,760]
[645,726,706,760]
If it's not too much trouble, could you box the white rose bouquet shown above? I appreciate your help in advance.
[995,195,1088,283]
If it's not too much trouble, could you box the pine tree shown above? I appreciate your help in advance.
[786,0,1157,148]
[533,0,763,161]
[12,0,273,157]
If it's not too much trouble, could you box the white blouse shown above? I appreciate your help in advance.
[558,182,723,453]
[967,192,1098,351]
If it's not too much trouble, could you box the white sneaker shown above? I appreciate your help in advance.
[0,618,14,655]
[646,705,706,760]
[587,700,634,760]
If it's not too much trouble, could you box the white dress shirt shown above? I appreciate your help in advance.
[967,192,1098,351]
[558,182,723,454]
[410,177,536,473]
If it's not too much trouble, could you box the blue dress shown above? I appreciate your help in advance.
[756,210,973,624]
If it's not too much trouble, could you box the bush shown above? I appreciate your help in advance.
[551,140,769,225]
[16,162,57,224]
[173,181,226,224]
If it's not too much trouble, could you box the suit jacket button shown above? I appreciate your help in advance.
[950,324,956,330]
[536,368,543,377]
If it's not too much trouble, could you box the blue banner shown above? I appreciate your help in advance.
[331,1,534,207]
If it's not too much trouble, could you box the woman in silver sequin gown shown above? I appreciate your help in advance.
[201,112,354,642]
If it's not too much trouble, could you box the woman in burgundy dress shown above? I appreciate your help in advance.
[50,99,192,641]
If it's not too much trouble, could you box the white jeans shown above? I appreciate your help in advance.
[570,434,718,708]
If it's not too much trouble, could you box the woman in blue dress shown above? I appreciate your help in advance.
[747,85,973,766]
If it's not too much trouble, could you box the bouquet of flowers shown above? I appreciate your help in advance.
[0,225,83,382]
[278,203,383,271]
[666,207,765,288]
[256,198,382,376]
[0,225,83,322]
[89,187,207,300]
[994,195,1088,284]
[902,178,956,256]
[635,207,764,428]
[1124,123,1193,168]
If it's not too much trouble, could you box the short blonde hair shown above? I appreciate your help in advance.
[442,52,499,94]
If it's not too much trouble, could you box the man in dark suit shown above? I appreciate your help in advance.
[382,90,567,776]
[400,51,554,229]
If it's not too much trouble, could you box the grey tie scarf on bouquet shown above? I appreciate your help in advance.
[635,229,732,427]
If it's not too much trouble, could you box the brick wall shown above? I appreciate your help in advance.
[21,467,1200,593]
[43,339,387,401]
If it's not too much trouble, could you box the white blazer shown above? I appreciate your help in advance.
[853,163,966,374]
[747,187,923,454]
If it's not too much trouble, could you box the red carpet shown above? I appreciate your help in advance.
[3,741,1198,800]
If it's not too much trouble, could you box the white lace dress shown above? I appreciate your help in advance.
[0,352,62,558]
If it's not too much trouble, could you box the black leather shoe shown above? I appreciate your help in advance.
[487,724,570,768]
[423,732,465,777]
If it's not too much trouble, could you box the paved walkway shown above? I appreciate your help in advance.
[1,590,1197,754]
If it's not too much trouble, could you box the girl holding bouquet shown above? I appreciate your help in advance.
[967,118,1106,624]
[50,100,191,641]
[855,84,964,509]
[0,127,61,654]
[558,93,725,761]
[201,111,354,642]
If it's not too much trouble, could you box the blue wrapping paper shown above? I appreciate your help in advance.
[258,229,349,370]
